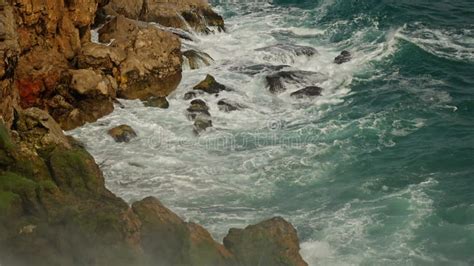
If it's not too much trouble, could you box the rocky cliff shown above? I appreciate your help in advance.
[0,0,308,265]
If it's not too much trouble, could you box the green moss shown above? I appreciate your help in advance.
[0,172,38,194]
[0,191,20,213]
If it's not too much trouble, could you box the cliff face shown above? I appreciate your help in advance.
[0,0,308,265]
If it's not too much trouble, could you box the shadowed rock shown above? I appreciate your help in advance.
[107,125,137,143]
[187,99,210,120]
[334,50,351,64]
[193,75,228,94]
[266,70,326,94]
[193,115,213,134]
[232,64,290,76]
[218,99,243,112]
[256,44,318,57]
[290,86,323,99]
[183,50,214,70]
[184,91,199,100]
[223,217,308,266]
[143,97,169,109]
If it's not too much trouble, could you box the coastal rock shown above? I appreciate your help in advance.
[256,44,318,57]
[232,64,290,76]
[107,125,137,143]
[187,99,211,120]
[183,50,214,70]
[143,97,170,109]
[99,16,183,100]
[105,0,225,33]
[334,50,351,64]
[193,115,213,134]
[184,91,199,100]
[193,74,228,94]
[77,42,127,74]
[266,70,327,94]
[218,99,243,112]
[290,86,323,98]
[223,217,308,266]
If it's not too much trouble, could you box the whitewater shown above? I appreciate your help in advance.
[72,1,474,265]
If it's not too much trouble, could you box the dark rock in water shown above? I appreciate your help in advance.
[290,86,323,99]
[266,70,325,94]
[144,97,169,109]
[218,99,243,112]
[107,125,137,143]
[183,50,214,70]
[184,91,198,100]
[223,217,308,266]
[256,44,318,57]
[193,115,213,134]
[334,50,351,64]
[232,64,290,76]
[193,74,228,94]
[187,99,211,120]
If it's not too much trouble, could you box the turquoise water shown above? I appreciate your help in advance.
[74,0,474,264]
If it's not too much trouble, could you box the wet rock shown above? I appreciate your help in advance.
[218,99,242,112]
[223,217,308,266]
[334,50,351,64]
[107,125,137,143]
[232,64,290,76]
[265,70,327,94]
[256,44,318,57]
[143,97,169,109]
[184,91,198,100]
[187,99,211,120]
[290,86,323,99]
[193,115,213,134]
[193,75,228,94]
[183,50,214,70]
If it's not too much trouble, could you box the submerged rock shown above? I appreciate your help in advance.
[256,44,318,57]
[107,125,137,143]
[266,70,326,94]
[193,115,213,134]
[143,97,169,109]
[290,86,323,99]
[193,75,228,94]
[224,217,308,266]
[218,99,243,112]
[334,50,352,64]
[183,50,214,70]
[187,99,211,120]
[184,91,199,100]
[232,64,290,76]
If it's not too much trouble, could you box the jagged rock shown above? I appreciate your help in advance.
[107,125,137,143]
[223,217,308,266]
[334,50,351,64]
[187,99,211,120]
[265,70,327,94]
[184,91,198,100]
[290,86,323,99]
[143,97,169,109]
[232,64,290,76]
[218,99,242,112]
[193,75,228,94]
[69,69,116,97]
[193,115,213,134]
[98,16,183,100]
[132,197,234,265]
[105,0,225,33]
[256,44,318,57]
[183,50,214,70]
[77,42,127,74]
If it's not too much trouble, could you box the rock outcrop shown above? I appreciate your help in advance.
[104,0,225,33]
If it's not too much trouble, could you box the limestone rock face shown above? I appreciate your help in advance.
[98,16,183,100]
[105,0,224,32]
[223,217,308,266]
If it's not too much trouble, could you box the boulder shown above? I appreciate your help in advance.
[98,16,183,100]
[143,97,169,109]
[184,91,199,100]
[107,125,137,143]
[218,99,242,112]
[223,217,308,266]
[290,86,323,99]
[334,50,351,64]
[193,115,213,134]
[183,50,214,70]
[193,74,228,94]
[187,99,211,120]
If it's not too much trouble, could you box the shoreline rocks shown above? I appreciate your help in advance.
[334,50,352,64]
[108,125,138,143]
[193,74,228,94]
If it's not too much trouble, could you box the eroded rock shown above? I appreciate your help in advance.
[265,70,327,94]
[218,99,243,112]
[187,99,211,120]
[193,74,228,94]
[290,86,323,99]
[183,50,214,70]
[143,97,169,109]
[334,50,351,64]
